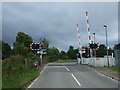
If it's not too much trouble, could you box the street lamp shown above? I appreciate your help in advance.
[93,33,96,57]
[104,25,109,67]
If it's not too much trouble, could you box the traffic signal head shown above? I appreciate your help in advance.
[89,43,99,49]
[30,43,41,50]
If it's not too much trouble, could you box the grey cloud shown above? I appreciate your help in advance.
[2,2,118,51]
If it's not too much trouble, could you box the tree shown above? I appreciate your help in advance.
[13,32,33,56]
[67,46,76,59]
[96,44,106,57]
[13,42,29,56]
[2,41,11,59]
[47,47,60,61]
[108,48,113,55]
[40,38,49,49]
[114,43,120,49]
[16,32,33,48]
[79,47,90,58]
[60,51,67,59]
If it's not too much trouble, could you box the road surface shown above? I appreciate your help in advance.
[28,63,118,88]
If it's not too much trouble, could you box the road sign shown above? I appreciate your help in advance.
[37,50,47,54]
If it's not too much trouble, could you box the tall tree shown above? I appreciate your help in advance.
[96,44,106,57]
[67,46,76,59]
[2,41,11,59]
[40,38,49,49]
[13,32,33,56]
[60,51,67,59]
[82,47,90,58]
[16,32,33,48]
[47,47,60,61]
[13,42,29,56]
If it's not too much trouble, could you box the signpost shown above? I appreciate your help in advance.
[30,43,46,66]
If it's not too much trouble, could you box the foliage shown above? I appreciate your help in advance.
[82,47,90,58]
[13,42,29,56]
[27,52,37,60]
[44,47,61,62]
[16,32,33,48]
[40,38,49,49]
[60,51,68,59]
[13,32,33,56]
[67,46,77,59]
[108,48,113,55]
[2,55,39,88]
[114,43,120,49]
[96,44,106,57]
[2,55,34,77]
[2,41,11,59]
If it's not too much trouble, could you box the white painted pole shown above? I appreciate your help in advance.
[76,24,83,64]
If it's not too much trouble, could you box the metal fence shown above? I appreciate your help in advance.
[80,49,120,67]
[81,57,116,67]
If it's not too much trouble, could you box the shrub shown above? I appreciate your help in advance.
[2,55,34,77]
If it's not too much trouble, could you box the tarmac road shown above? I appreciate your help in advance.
[28,63,118,88]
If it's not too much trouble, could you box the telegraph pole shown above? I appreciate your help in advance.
[93,33,96,57]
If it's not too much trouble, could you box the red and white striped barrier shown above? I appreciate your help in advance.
[76,24,83,60]
[85,11,93,57]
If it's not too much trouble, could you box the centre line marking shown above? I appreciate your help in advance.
[71,73,82,86]
[65,66,70,71]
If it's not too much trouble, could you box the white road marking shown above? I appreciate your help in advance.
[71,73,82,86]
[27,76,39,89]
[65,66,70,71]
[87,67,118,82]
[48,66,65,68]
[40,65,47,75]
[27,64,48,89]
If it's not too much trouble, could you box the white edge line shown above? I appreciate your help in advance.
[27,64,48,89]
[27,76,39,89]
[87,67,118,82]
[40,64,47,75]
[71,73,82,86]
[65,66,70,72]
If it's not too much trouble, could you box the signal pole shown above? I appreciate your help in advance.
[93,33,96,57]
[104,25,109,67]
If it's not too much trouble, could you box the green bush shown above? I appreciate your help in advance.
[2,55,39,88]
[2,55,34,77]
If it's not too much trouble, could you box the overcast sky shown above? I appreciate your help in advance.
[2,2,118,52]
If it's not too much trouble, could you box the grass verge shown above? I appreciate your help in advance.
[2,68,40,88]
[106,67,120,72]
